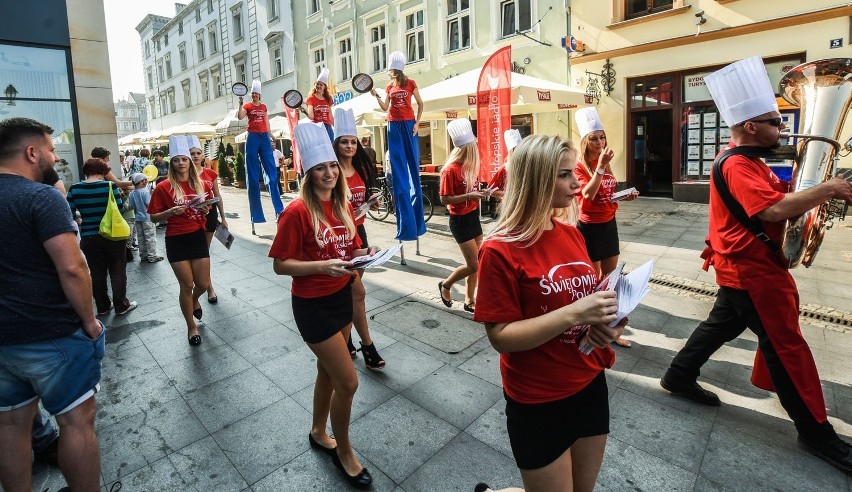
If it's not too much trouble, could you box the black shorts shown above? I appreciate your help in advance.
[505,371,609,470]
[356,224,369,248]
[292,279,354,344]
[165,229,210,263]
[577,218,620,262]
[205,207,219,232]
[449,209,482,244]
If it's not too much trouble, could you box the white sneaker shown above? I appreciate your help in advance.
[116,301,138,316]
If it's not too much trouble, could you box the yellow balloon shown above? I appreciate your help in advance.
[142,165,159,181]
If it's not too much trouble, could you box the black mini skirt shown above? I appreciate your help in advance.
[291,279,354,344]
[165,229,209,263]
[448,209,482,244]
[577,218,620,262]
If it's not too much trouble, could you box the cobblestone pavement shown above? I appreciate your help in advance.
[31,188,852,491]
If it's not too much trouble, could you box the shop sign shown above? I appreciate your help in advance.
[536,90,551,101]
[445,111,459,119]
[557,103,577,109]
[683,59,798,103]
[467,95,477,105]
[332,91,352,105]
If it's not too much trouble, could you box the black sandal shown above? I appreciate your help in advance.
[360,342,385,370]
[193,307,203,320]
[188,334,202,346]
[463,302,475,313]
[438,281,453,307]
[207,296,218,304]
[346,335,357,358]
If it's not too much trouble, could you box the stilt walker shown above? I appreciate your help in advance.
[237,79,285,225]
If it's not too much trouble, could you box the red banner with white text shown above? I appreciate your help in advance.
[284,102,302,174]
[476,46,512,183]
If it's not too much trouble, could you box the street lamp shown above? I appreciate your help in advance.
[4,84,18,106]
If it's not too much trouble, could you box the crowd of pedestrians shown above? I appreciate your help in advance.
[3,53,852,492]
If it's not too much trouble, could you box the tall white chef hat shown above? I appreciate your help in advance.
[448,119,476,147]
[187,135,202,151]
[504,129,523,152]
[294,122,337,173]
[250,79,262,94]
[388,51,406,71]
[316,68,329,85]
[169,135,192,160]
[333,108,357,139]
[703,56,778,127]
[575,107,604,139]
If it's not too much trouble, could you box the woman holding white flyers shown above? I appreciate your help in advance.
[147,135,213,346]
[574,107,639,348]
[333,107,385,370]
[269,122,377,489]
[472,134,626,492]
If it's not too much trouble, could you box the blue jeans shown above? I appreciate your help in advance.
[245,131,285,223]
[0,324,105,415]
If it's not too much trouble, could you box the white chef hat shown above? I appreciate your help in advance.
[169,135,192,160]
[294,122,337,173]
[317,68,329,85]
[388,51,406,71]
[704,56,778,127]
[504,129,523,152]
[575,107,604,139]
[187,135,202,151]
[251,79,262,94]
[333,108,357,139]
[448,119,476,147]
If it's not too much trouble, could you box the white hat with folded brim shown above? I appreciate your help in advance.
[317,68,329,84]
[448,119,476,147]
[504,129,523,152]
[294,122,337,173]
[187,135,202,151]
[333,108,357,139]
[575,107,604,139]
[704,56,778,127]
[169,135,192,160]
[251,79,262,94]
[388,51,406,71]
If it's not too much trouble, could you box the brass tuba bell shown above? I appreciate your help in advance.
[778,58,852,268]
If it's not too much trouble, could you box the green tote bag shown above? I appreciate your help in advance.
[99,182,131,240]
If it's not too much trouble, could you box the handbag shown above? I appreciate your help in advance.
[99,182,131,240]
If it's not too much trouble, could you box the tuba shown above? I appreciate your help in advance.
[778,58,852,268]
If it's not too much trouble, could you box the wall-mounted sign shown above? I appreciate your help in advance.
[445,111,458,119]
[830,38,843,49]
[557,103,577,109]
[683,59,799,103]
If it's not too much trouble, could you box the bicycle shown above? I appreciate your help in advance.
[367,175,433,223]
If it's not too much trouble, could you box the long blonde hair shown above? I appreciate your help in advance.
[488,135,578,245]
[442,141,479,193]
[299,165,356,247]
[168,156,206,202]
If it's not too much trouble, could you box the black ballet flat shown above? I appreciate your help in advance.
[193,307,203,320]
[463,302,475,313]
[308,433,337,457]
[207,296,218,304]
[474,484,491,492]
[188,335,202,346]
[332,452,373,489]
[438,281,453,307]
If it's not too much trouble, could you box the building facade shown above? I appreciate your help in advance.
[290,0,574,167]
[0,0,118,187]
[137,0,296,133]
[567,1,852,201]
[115,92,149,138]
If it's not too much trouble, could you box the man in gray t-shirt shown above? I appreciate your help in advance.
[0,117,104,492]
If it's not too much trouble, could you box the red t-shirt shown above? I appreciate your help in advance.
[199,167,218,187]
[306,95,333,125]
[243,102,268,133]
[574,159,618,224]
[706,144,786,289]
[386,79,417,121]
[148,179,213,237]
[346,171,367,227]
[268,199,363,298]
[487,165,507,192]
[440,162,479,216]
[474,221,615,404]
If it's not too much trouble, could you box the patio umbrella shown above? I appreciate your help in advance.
[215,109,247,136]
[173,121,217,137]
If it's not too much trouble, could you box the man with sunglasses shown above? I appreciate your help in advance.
[661,57,852,474]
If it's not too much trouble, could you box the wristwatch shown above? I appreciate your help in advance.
[596,167,606,176]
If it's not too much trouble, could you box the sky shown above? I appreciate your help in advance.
[104,0,180,100]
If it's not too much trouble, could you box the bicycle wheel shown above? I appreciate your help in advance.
[366,187,391,221]
[422,193,433,223]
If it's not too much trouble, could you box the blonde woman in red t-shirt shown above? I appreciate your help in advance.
[147,136,213,346]
[188,137,227,304]
[438,119,487,313]
[269,122,377,488]
[304,68,335,141]
[472,134,626,492]
[574,107,639,348]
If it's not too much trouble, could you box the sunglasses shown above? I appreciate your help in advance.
[748,117,783,127]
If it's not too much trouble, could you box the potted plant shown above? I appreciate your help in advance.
[234,151,246,188]
[216,144,231,185]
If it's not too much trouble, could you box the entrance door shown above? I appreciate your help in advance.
[630,109,673,196]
